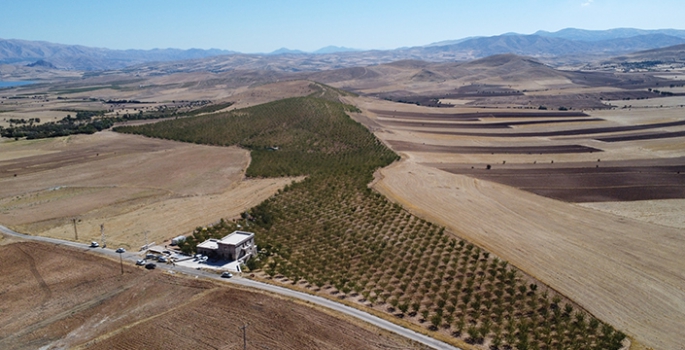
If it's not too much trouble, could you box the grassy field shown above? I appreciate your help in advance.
[116,94,625,349]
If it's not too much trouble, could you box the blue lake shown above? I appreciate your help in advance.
[0,81,36,88]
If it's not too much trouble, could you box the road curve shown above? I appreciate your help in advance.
[0,225,461,350]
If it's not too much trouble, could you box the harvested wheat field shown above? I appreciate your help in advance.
[372,161,685,350]
[351,96,685,349]
[0,240,424,350]
[0,131,296,248]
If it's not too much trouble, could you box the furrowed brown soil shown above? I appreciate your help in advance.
[391,119,685,138]
[378,117,603,129]
[435,159,685,202]
[386,140,602,154]
[83,288,422,350]
[0,241,215,350]
[0,241,426,350]
[370,109,590,119]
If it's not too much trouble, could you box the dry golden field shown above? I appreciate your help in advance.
[350,95,685,350]
[0,131,296,249]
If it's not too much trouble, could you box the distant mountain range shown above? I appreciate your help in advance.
[0,38,237,70]
[1,28,684,72]
[533,28,685,42]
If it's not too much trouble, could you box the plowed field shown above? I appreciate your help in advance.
[0,241,426,350]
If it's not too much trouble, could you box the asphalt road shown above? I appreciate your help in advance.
[0,225,461,350]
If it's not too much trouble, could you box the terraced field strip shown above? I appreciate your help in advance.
[386,140,602,154]
[369,109,589,119]
[377,118,604,129]
[435,162,685,202]
[406,119,685,138]
[596,129,685,142]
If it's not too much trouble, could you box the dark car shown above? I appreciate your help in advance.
[145,263,156,270]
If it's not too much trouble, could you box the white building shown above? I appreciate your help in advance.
[196,231,257,262]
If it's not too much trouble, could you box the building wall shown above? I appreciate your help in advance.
[197,234,256,261]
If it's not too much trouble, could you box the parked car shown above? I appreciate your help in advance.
[90,241,99,248]
[157,256,168,263]
[146,254,156,260]
[136,259,145,266]
[145,263,156,270]
[221,272,233,278]
[115,247,126,253]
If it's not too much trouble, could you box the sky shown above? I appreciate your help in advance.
[1,0,684,53]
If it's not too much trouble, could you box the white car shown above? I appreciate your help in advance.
[136,259,145,266]
[90,241,99,248]
[221,272,233,278]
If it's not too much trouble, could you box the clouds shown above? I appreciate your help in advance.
[582,0,594,6]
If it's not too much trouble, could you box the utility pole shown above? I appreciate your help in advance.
[100,224,106,248]
[119,251,124,274]
[241,324,248,350]
[72,218,78,241]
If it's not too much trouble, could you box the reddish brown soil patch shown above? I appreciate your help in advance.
[409,119,685,138]
[84,287,421,350]
[596,130,685,142]
[434,159,685,202]
[0,241,214,350]
[378,117,603,129]
[370,109,589,119]
[387,140,601,154]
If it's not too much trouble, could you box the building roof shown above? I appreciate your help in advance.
[196,231,254,251]
[220,231,253,246]
[197,238,219,250]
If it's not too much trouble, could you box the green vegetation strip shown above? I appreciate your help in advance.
[115,95,625,350]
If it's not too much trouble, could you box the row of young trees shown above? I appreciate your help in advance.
[1,101,234,141]
[116,92,625,350]
[1,111,112,139]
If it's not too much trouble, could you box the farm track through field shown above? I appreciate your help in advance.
[15,245,52,303]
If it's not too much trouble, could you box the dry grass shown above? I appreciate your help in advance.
[0,131,297,249]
